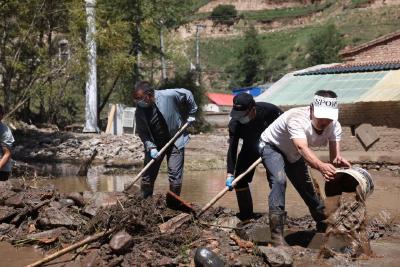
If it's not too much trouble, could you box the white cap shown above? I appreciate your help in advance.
[313,95,338,121]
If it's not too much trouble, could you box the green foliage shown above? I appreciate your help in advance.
[210,4,237,25]
[305,24,344,66]
[228,25,265,87]
[0,0,198,128]
[159,71,210,133]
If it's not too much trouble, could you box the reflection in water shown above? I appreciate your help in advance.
[31,169,400,221]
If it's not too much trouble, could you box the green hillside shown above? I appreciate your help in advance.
[185,0,400,90]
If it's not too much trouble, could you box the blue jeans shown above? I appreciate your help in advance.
[259,141,325,222]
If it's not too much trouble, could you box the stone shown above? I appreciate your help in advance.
[90,139,101,146]
[387,165,400,171]
[26,227,67,242]
[38,207,77,228]
[49,201,62,209]
[52,139,61,146]
[214,216,241,232]
[158,256,174,266]
[5,193,25,208]
[355,124,379,150]
[58,198,75,208]
[83,204,99,217]
[194,247,224,267]
[113,146,122,156]
[257,246,293,267]
[0,223,15,235]
[81,250,101,267]
[109,230,133,253]
[0,206,17,222]
[234,255,258,267]
[66,192,85,206]
[236,224,270,244]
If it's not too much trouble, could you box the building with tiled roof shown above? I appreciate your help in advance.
[340,31,400,64]
[204,92,234,112]
[256,31,400,128]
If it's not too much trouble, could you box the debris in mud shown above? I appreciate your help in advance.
[321,168,374,258]
[12,128,144,176]
[0,181,265,266]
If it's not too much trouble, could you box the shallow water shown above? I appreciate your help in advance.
[0,242,42,267]
[28,168,400,221]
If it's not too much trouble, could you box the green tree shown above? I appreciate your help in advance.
[306,24,344,65]
[0,0,202,128]
[228,25,265,87]
[210,4,237,25]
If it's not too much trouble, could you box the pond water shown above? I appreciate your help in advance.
[28,168,400,221]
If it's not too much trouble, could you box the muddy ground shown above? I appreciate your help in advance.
[11,126,400,176]
[0,179,399,267]
[2,125,399,266]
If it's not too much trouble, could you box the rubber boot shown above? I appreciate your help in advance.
[310,207,328,233]
[166,184,182,209]
[269,210,288,247]
[235,187,254,223]
[141,182,154,199]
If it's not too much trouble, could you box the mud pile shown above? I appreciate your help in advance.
[0,181,123,245]
[0,181,266,266]
[13,128,144,167]
[1,178,398,266]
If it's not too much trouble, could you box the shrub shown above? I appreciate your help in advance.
[210,4,237,25]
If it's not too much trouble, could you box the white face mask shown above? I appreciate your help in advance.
[238,115,251,124]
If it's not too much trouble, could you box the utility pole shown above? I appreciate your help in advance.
[160,21,167,81]
[195,24,205,85]
[83,0,99,133]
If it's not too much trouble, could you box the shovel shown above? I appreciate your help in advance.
[124,122,190,192]
[159,158,262,234]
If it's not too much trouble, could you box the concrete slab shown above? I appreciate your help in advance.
[355,124,380,150]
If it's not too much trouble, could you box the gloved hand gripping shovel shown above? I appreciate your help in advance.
[159,158,262,234]
[124,122,190,192]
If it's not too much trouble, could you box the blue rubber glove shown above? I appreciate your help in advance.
[187,116,196,125]
[150,148,159,159]
[226,174,234,191]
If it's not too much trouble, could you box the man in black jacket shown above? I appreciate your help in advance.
[226,93,282,222]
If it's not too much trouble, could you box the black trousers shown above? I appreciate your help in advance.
[0,172,10,181]
[234,148,259,189]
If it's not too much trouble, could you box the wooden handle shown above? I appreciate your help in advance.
[26,229,112,267]
[124,122,190,191]
[197,158,262,217]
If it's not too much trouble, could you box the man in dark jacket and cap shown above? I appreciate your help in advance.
[226,93,282,222]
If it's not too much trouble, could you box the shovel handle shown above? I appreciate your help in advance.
[197,157,262,217]
[125,122,190,191]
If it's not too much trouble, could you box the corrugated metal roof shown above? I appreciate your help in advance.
[255,69,400,105]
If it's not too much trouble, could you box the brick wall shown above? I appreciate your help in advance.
[343,37,400,63]
[280,101,400,128]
